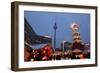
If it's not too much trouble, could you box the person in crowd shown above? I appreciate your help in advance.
[41,44,53,61]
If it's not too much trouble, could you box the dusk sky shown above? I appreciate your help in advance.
[24,11,90,48]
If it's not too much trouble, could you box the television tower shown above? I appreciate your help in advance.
[53,21,57,51]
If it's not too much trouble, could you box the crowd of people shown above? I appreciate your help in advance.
[24,44,53,61]
[24,44,90,62]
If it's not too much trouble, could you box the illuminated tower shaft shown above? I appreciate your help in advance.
[71,23,82,43]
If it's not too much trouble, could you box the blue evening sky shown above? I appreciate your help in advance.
[24,11,90,48]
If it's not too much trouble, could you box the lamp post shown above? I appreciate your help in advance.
[61,40,66,60]
[63,40,66,52]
